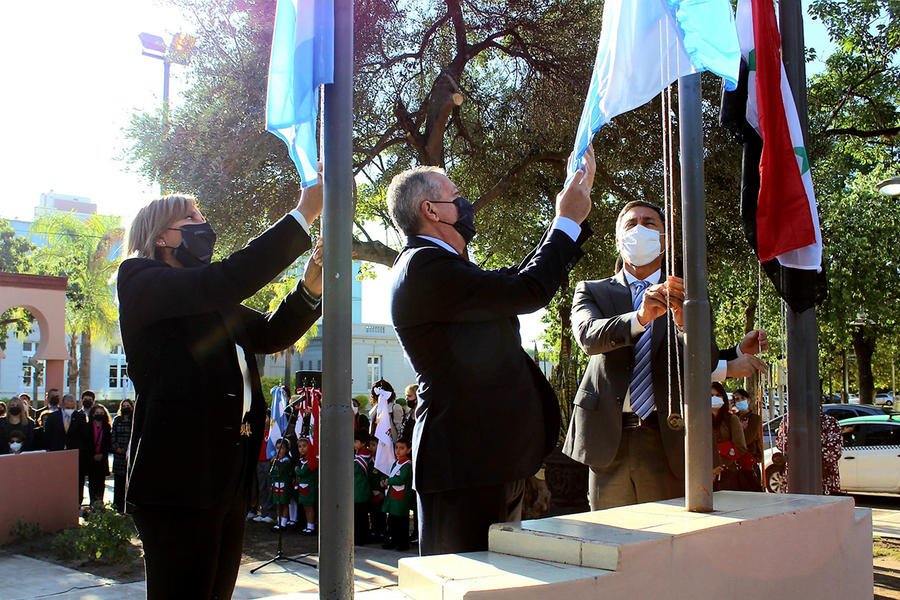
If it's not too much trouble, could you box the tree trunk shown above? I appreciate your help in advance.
[78,329,92,396]
[555,287,578,445]
[66,334,79,392]
[851,326,876,405]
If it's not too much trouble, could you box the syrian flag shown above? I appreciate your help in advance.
[721,0,826,312]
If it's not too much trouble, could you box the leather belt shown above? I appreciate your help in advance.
[622,412,659,430]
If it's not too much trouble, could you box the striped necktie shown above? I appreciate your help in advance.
[629,280,655,420]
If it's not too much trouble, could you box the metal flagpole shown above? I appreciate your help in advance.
[779,0,822,495]
[320,0,355,597]
[678,72,714,512]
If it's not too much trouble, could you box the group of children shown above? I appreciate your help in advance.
[266,430,414,551]
[353,431,414,551]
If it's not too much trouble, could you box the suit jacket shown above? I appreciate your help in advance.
[391,225,590,494]
[116,215,321,511]
[562,270,720,478]
[44,410,90,467]
[85,420,112,475]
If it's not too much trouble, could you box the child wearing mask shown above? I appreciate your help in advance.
[269,439,294,531]
[7,430,25,454]
[380,439,413,551]
[353,431,371,544]
[294,437,317,535]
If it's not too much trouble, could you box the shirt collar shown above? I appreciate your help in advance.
[623,268,661,287]
[416,235,460,255]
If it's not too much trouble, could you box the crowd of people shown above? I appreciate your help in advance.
[246,380,419,551]
[0,389,134,511]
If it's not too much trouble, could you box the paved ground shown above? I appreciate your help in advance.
[0,544,414,600]
[853,493,900,539]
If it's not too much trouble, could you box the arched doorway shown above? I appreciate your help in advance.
[0,273,70,399]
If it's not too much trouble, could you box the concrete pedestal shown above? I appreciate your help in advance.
[399,492,872,600]
[0,450,78,543]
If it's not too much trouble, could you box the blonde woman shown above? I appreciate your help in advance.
[117,178,323,600]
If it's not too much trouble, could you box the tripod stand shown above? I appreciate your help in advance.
[250,519,317,573]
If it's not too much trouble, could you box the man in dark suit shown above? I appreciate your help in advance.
[563,200,766,509]
[389,147,596,555]
[44,394,90,502]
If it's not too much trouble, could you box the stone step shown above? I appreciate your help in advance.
[398,551,614,600]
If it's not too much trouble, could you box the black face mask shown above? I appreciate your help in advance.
[435,197,476,245]
[172,222,217,267]
[82,400,93,411]
[8,406,21,416]
[93,414,104,422]
[121,408,133,417]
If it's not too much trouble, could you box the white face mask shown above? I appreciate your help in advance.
[63,408,74,418]
[352,405,358,415]
[735,400,749,412]
[617,225,662,267]
[711,396,725,410]
[9,441,22,453]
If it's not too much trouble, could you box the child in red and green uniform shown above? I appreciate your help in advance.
[381,439,412,551]
[268,438,293,531]
[367,437,386,542]
[353,431,371,545]
[294,437,317,535]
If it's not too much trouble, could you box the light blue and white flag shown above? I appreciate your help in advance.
[266,0,334,187]
[267,384,288,460]
[569,0,740,178]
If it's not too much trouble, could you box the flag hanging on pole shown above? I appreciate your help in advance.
[720,0,825,312]
[569,0,741,179]
[267,385,288,459]
[266,0,334,187]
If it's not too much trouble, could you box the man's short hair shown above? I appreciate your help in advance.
[19,393,30,403]
[615,201,665,234]
[386,166,445,236]
[81,390,95,401]
[354,431,370,445]
[62,394,75,407]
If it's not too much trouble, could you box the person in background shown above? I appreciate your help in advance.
[352,398,370,434]
[81,390,96,414]
[712,382,749,491]
[353,431,372,545]
[7,430,26,454]
[86,403,112,505]
[0,401,7,418]
[111,399,134,512]
[369,380,402,441]
[0,396,36,454]
[776,407,843,495]
[269,438,294,531]
[381,439,413,551]
[732,388,763,491]
[400,385,418,443]
[294,437,317,535]
[366,436,386,542]
[252,408,276,524]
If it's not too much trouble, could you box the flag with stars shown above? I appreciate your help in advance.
[720,0,824,312]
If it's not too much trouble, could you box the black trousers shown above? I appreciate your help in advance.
[113,474,126,512]
[87,460,108,505]
[354,502,370,544]
[417,478,525,556]
[386,513,409,550]
[133,493,247,600]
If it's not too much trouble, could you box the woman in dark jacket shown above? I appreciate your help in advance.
[116,181,323,600]
[0,396,36,453]
[110,399,134,512]
[85,404,112,505]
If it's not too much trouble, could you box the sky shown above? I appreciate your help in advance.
[0,0,834,347]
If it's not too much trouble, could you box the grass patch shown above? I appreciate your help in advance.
[874,537,900,560]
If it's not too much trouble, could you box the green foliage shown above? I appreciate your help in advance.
[353,395,369,411]
[8,517,42,542]
[52,504,134,563]
[0,219,36,350]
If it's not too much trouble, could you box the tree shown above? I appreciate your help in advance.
[29,213,124,394]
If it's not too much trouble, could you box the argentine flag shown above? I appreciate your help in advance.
[266,0,334,187]
[570,0,740,178]
[267,384,289,460]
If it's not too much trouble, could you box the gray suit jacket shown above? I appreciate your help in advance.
[562,271,719,478]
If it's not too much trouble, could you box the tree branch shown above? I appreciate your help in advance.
[474,152,567,211]
[819,125,900,139]
[352,238,398,267]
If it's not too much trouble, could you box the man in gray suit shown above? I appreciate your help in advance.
[562,200,765,509]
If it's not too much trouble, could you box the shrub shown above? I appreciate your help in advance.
[8,517,42,542]
[52,503,134,563]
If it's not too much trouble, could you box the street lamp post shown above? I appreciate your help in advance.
[139,32,196,128]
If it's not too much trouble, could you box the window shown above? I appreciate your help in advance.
[367,355,382,389]
[21,341,42,387]
[828,409,855,422]
[317,360,322,371]
[109,345,128,388]
[861,424,900,447]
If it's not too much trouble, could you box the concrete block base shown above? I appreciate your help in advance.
[399,491,872,600]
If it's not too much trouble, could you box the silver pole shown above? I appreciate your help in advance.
[678,73,713,513]
[319,1,355,597]
[780,0,822,494]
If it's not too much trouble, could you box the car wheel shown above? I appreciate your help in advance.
[766,464,787,493]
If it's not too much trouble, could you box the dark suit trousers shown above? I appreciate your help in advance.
[417,479,525,556]
[588,422,680,510]
[87,459,107,505]
[133,493,247,600]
